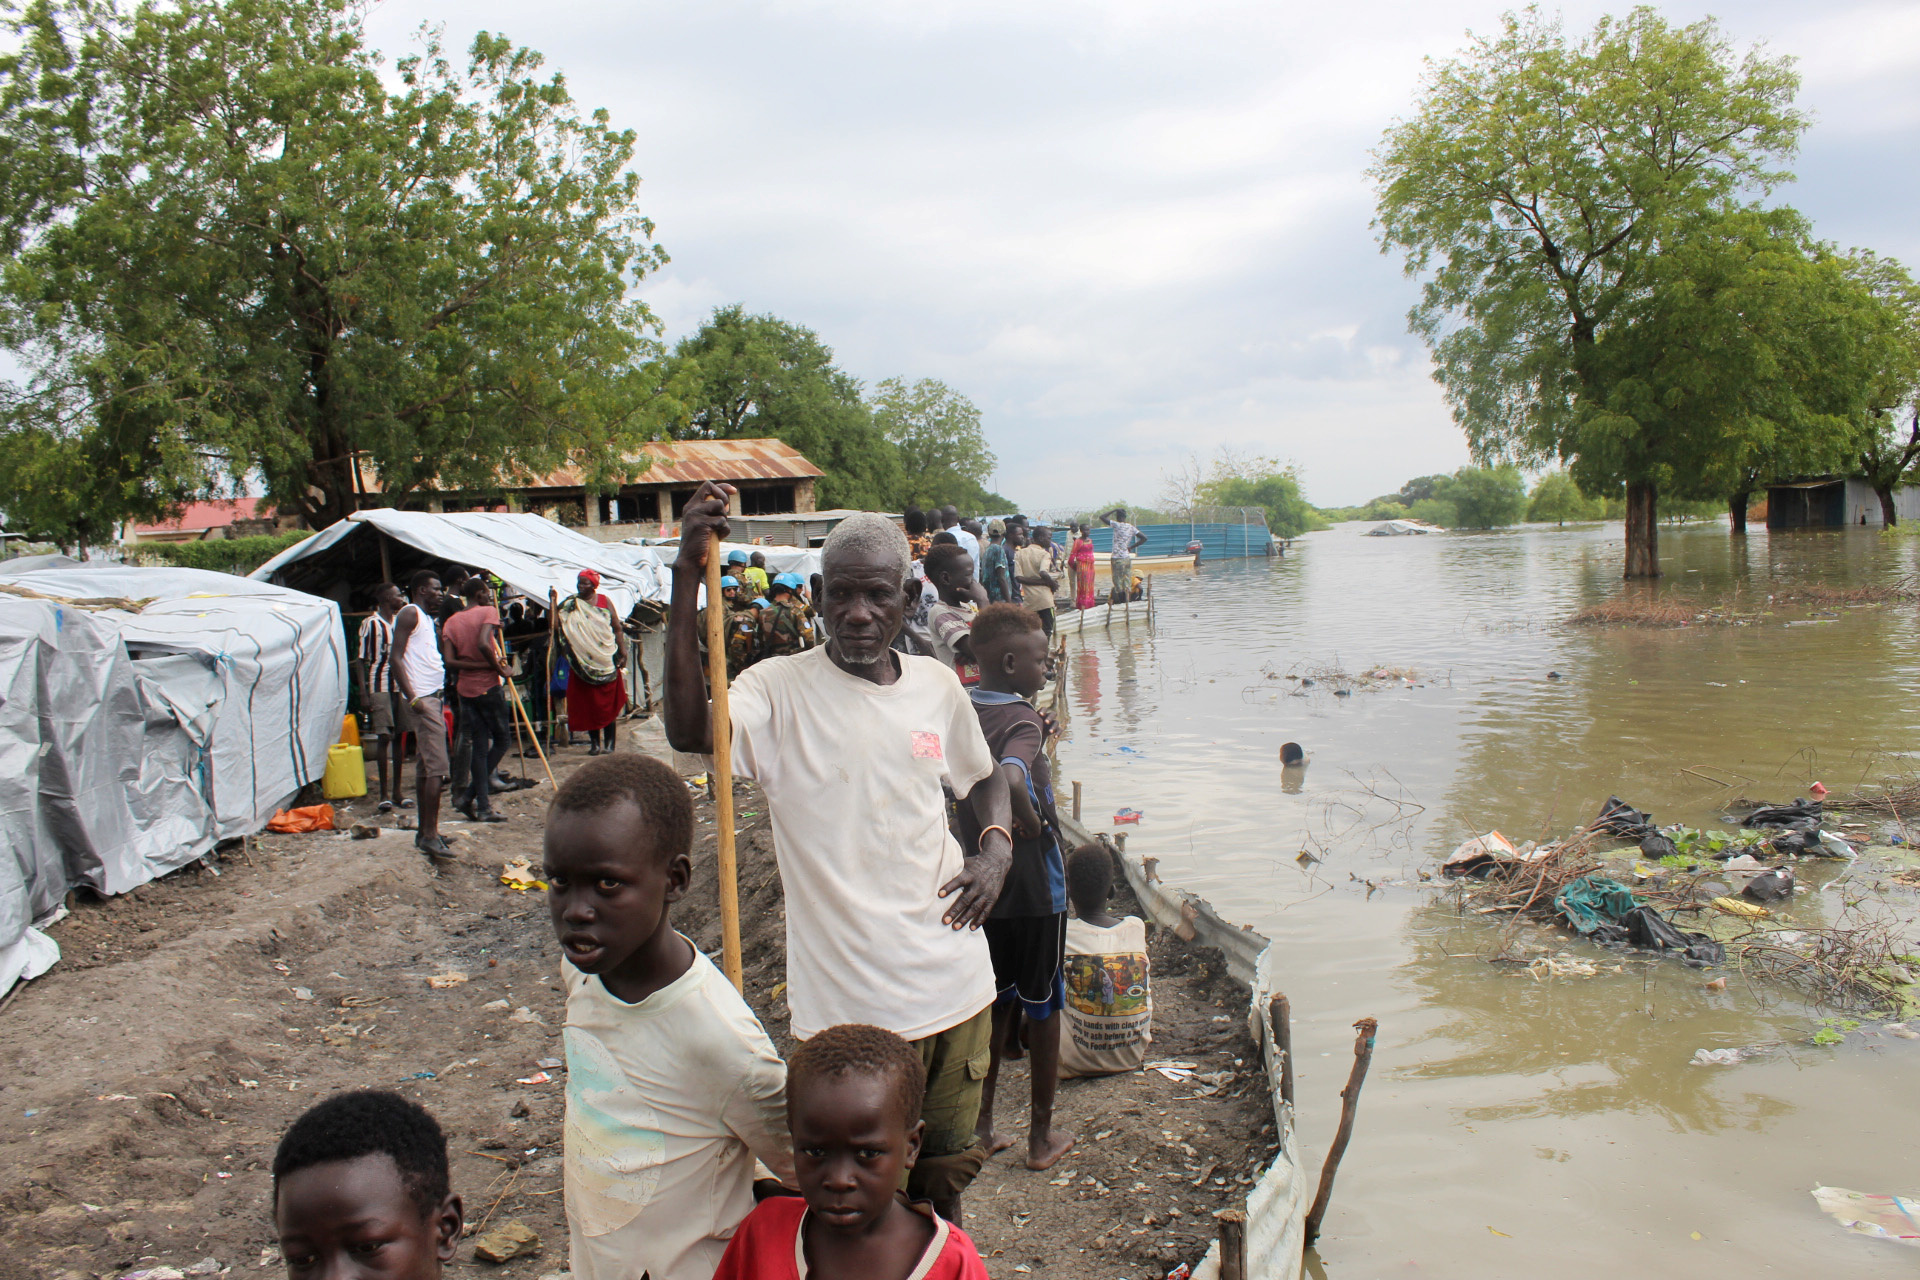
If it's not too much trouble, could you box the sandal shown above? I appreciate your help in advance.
[397,798,416,810]
[377,800,394,814]
[415,835,454,861]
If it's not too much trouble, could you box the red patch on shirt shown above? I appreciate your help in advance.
[911,731,943,760]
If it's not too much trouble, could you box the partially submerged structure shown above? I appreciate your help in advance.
[1090,507,1277,559]
[0,566,347,993]
[1765,477,1920,529]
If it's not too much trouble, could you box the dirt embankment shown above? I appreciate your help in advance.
[0,729,1277,1280]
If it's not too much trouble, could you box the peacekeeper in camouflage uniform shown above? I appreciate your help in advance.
[697,576,762,680]
[757,574,816,659]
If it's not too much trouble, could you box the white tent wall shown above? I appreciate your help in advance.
[252,510,666,615]
[0,568,347,993]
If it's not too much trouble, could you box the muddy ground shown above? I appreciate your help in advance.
[0,719,1278,1280]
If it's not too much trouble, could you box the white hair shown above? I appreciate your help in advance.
[821,512,911,588]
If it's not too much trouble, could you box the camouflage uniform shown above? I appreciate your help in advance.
[758,600,815,659]
[697,598,762,679]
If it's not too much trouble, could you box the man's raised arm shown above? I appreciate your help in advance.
[663,480,737,755]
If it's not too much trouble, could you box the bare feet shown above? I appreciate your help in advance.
[978,1129,1016,1158]
[1026,1129,1075,1171]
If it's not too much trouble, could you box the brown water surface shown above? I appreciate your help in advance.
[1051,521,1920,1278]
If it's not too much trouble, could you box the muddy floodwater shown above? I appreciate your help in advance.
[1050,521,1920,1277]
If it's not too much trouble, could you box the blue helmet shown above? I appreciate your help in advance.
[720,575,740,588]
[725,549,749,564]
[774,572,805,589]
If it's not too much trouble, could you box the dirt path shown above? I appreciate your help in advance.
[1,722,1277,1280]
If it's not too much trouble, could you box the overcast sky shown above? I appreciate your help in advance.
[369,0,1920,511]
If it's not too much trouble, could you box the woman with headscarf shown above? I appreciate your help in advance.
[1070,524,1097,611]
[557,569,628,754]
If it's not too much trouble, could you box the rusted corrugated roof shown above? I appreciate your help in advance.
[517,439,824,489]
[351,438,824,496]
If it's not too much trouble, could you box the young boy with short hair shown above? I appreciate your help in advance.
[711,1024,989,1279]
[923,543,979,686]
[544,754,795,1280]
[1060,842,1154,1077]
[272,1089,463,1280]
[957,603,1074,1171]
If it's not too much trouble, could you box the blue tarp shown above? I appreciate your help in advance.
[1090,521,1271,559]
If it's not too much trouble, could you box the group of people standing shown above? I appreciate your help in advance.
[354,565,632,859]
[699,548,822,679]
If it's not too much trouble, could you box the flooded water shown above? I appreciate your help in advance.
[1050,521,1920,1278]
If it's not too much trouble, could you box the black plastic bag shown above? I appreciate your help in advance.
[1741,799,1822,831]
[1594,796,1655,841]
[1770,829,1824,856]
[1639,832,1679,861]
[1743,868,1795,902]
[1622,906,1726,965]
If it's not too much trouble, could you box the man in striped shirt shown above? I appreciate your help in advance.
[356,582,407,812]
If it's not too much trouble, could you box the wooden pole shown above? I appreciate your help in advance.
[546,589,559,748]
[1270,993,1294,1108]
[1304,1016,1378,1246]
[705,552,744,991]
[496,638,555,788]
[1214,1208,1248,1280]
[1072,780,1082,823]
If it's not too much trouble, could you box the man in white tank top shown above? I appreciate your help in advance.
[391,569,452,861]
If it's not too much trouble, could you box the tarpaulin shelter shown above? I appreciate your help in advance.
[0,566,346,994]
[251,509,665,615]
[601,542,823,606]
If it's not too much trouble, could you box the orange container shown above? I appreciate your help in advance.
[339,713,361,748]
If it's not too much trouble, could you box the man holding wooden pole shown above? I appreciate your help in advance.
[664,481,1015,1226]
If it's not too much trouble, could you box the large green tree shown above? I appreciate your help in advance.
[0,0,675,538]
[1195,451,1328,538]
[673,305,900,511]
[1841,252,1920,525]
[1373,8,1810,576]
[869,376,999,509]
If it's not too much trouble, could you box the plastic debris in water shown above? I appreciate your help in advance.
[1812,1186,1920,1247]
[1113,808,1144,825]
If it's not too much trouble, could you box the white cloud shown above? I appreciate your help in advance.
[367,0,1920,508]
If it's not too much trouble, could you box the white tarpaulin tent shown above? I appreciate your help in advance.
[252,510,665,614]
[0,566,347,994]
[603,542,823,606]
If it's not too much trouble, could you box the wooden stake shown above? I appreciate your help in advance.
[1214,1208,1248,1280]
[705,552,744,992]
[1270,993,1294,1108]
[496,639,555,788]
[1072,780,1082,823]
[1304,1016,1378,1246]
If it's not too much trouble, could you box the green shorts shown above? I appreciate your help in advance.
[904,1004,992,1204]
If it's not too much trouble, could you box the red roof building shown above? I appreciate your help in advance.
[126,498,273,543]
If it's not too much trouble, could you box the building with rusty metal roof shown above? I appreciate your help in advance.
[358,438,825,540]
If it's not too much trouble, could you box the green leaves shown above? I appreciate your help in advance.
[1373,7,1824,572]
[0,0,676,540]
[870,376,996,510]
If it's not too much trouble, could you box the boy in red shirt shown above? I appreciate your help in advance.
[713,1024,989,1280]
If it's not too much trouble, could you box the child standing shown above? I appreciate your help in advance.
[923,543,980,686]
[1059,842,1154,1077]
[544,754,795,1280]
[712,1024,989,1279]
[957,604,1074,1170]
[272,1090,463,1280]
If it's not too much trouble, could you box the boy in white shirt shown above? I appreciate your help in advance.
[1059,843,1154,1078]
[543,754,795,1280]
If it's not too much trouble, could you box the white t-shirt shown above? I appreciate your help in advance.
[952,527,981,563]
[1060,915,1153,1078]
[395,603,445,696]
[562,945,795,1280]
[729,645,998,1040]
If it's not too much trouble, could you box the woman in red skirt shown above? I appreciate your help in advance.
[556,569,628,754]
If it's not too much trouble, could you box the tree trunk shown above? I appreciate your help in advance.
[1624,480,1660,579]
[1729,491,1748,535]
[1878,487,1898,528]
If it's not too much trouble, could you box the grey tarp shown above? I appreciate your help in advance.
[0,567,347,992]
[251,509,665,614]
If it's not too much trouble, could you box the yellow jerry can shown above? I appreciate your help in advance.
[323,743,368,799]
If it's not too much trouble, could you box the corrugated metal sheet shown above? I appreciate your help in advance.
[518,439,824,488]
[349,438,823,496]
